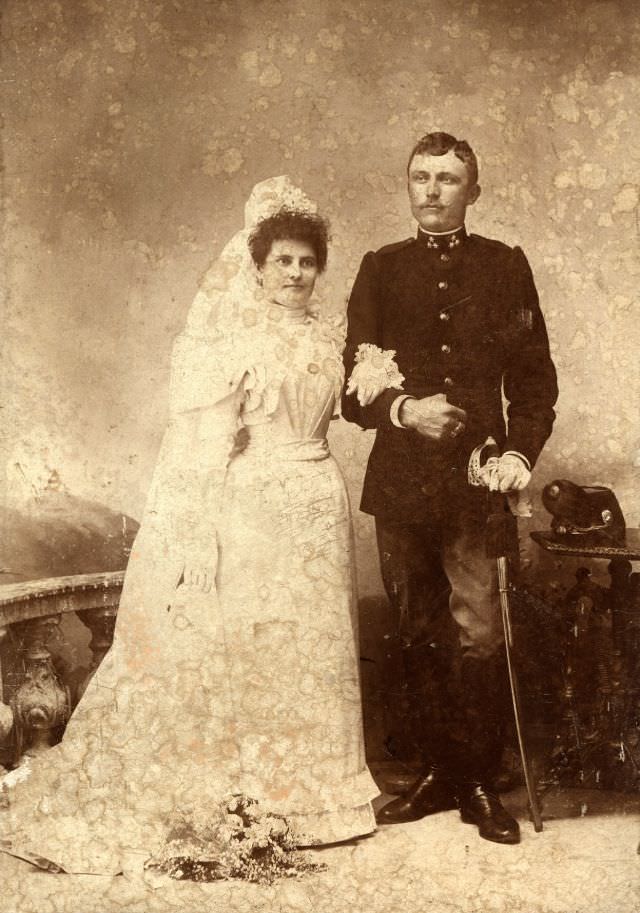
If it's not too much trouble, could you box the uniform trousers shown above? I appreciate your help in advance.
[375,486,513,779]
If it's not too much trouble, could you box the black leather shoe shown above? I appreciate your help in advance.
[457,782,520,844]
[376,766,457,824]
[380,765,422,796]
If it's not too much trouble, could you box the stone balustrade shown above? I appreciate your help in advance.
[1,558,638,791]
[0,572,123,767]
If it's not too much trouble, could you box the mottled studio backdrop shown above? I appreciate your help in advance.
[2,0,639,594]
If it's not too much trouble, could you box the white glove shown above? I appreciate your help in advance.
[480,453,531,493]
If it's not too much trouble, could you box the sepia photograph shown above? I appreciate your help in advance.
[1,1,639,911]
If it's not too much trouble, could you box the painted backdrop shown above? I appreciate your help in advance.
[3,0,639,595]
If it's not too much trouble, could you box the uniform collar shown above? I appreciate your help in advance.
[417,225,467,251]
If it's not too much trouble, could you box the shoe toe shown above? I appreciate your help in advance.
[375,800,416,824]
[480,822,521,845]
[459,788,521,845]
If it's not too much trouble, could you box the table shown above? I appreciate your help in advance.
[528,529,640,794]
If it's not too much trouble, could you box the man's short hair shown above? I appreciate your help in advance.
[408,132,479,185]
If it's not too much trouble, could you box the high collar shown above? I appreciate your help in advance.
[416,225,467,251]
[265,303,311,325]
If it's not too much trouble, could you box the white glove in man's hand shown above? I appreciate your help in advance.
[481,453,531,492]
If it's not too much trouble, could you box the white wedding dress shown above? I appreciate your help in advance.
[1,179,378,876]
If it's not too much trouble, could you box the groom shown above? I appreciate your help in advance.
[342,132,558,844]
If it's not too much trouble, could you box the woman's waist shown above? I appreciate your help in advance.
[237,424,330,462]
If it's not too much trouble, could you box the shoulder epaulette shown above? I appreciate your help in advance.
[375,237,415,256]
[468,233,513,253]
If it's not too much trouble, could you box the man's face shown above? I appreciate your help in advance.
[408,150,480,232]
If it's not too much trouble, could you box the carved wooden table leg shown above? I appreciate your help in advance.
[75,605,118,702]
[10,615,70,763]
[608,558,632,656]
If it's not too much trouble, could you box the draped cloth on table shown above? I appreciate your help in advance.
[1,177,378,875]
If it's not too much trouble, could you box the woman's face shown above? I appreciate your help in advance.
[259,238,319,309]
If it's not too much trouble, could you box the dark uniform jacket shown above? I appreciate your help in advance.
[342,228,558,523]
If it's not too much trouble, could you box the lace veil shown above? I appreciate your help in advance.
[170,176,319,415]
[115,176,323,655]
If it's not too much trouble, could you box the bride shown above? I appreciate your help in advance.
[1,177,380,877]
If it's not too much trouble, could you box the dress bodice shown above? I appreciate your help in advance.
[237,313,344,462]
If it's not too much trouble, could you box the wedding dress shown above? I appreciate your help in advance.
[0,177,378,875]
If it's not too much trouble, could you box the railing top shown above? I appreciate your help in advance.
[0,570,125,608]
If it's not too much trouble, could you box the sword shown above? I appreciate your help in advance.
[486,490,544,832]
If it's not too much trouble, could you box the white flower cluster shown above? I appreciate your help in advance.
[245,175,317,227]
[147,794,326,884]
[345,342,405,396]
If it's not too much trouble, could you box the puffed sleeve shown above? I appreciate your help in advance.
[503,246,558,467]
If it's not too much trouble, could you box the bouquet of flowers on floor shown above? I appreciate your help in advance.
[147,794,326,884]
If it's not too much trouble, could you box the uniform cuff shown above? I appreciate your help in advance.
[503,450,531,471]
[390,395,414,428]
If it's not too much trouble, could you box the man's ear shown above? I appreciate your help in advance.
[467,183,481,206]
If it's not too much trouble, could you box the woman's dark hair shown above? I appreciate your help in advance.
[248,209,330,273]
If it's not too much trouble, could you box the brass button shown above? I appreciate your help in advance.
[440,253,450,262]
[444,376,454,386]
[439,311,450,321]
[441,344,451,354]
[438,280,448,290]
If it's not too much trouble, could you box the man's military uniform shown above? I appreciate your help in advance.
[342,227,558,790]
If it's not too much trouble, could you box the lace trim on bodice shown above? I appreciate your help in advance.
[238,314,344,420]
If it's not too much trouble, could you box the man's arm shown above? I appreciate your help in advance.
[341,251,403,429]
[503,246,558,468]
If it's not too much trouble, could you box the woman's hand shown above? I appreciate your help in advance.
[181,535,218,595]
[346,344,405,407]
[183,563,216,594]
[346,374,390,407]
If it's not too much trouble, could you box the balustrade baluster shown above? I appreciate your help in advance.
[0,571,124,765]
[10,615,71,763]
[0,626,14,768]
[74,605,118,701]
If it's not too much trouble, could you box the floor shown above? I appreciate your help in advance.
[1,783,638,913]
